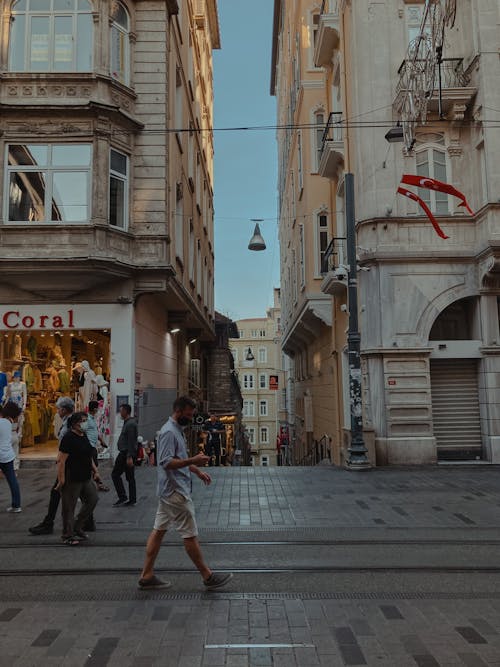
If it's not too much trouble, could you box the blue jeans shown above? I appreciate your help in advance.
[0,459,21,508]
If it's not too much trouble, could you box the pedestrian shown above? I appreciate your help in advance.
[0,401,23,513]
[203,414,225,466]
[112,403,138,507]
[138,396,233,590]
[29,396,75,535]
[86,400,110,492]
[57,412,99,546]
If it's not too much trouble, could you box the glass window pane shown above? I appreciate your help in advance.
[52,144,91,166]
[77,0,91,9]
[54,16,74,70]
[110,176,125,227]
[9,172,46,221]
[13,0,27,10]
[8,144,48,166]
[30,16,50,71]
[111,26,126,82]
[53,0,74,9]
[433,150,447,181]
[111,2,128,29]
[9,15,26,71]
[111,149,127,175]
[51,171,88,221]
[76,13,92,70]
[29,0,51,10]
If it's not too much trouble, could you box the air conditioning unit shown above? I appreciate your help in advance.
[190,358,201,388]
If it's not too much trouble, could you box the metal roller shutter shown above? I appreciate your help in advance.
[430,359,482,460]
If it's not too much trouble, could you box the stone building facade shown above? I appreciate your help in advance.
[314,0,500,464]
[230,289,284,466]
[0,0,220,456]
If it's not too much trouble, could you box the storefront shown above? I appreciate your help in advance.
[0,304,134,460]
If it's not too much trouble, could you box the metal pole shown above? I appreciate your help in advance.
[345,173,371,470]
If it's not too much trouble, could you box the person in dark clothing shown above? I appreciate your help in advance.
[57,412,99,545]
[112,403,138,507]
[203,414,224,467]
[29,396,75,535]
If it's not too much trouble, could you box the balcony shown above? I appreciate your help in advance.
[393,58,477,120]
[321,237,348,297]
[314,1,340,68]
[318,112,344,180]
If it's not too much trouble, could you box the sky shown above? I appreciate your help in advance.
[213,0,280,322]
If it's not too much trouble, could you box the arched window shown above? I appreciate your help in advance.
[9,0,93,72]
[416,145,449,214]
[110,1,130,85]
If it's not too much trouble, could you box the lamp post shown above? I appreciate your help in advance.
[344,173,371,470]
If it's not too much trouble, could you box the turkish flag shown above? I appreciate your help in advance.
[397,186,449,239]
[401,174,475,216]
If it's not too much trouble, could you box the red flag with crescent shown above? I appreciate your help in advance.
[397,186,449,239]
[401,174,475,216]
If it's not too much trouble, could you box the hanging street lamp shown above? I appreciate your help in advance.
[248,219,266,251]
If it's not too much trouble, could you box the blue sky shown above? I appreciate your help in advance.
[213,0,280,321]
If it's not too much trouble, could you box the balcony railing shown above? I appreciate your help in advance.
[318,112,344,179]
[394,57,476,118]
[321,236,346,275]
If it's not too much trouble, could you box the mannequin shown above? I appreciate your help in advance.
[3,371,27,453]
[58,362,70,393]
[79,360,97,409]
[3,371,27,410]
[96,374,109,403]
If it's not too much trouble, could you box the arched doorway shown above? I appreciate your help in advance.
[429,297,482,460]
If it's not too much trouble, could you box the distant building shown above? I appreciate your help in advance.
[230,289,285,466]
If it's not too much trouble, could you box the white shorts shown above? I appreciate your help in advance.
[153,491,198,538]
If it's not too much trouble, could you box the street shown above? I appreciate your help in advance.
[2,465,500,666]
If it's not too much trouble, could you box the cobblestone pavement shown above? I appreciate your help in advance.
[2,465,500,666]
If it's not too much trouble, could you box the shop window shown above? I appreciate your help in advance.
[9,0,93,72]
[110,1,130,85]
[109,149,128,229]
[6,143,91,223]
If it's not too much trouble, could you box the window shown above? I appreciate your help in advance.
[416,147,449,214]
[406,4,429,46]
[243,400,255,417]
[243,373,254,389]
[297,131,303,193]
[246,427,255,445]
[188,220,195,281]
[259,329,266,337]
[299,223,305,287]
[175,190,183,260]
[259,400,268,417]
[239,330,244,338]
[316,213,329,275]
[109,149,128,229]
[175,66,183,148]
[261,455,269,467]
[110,1,130,85]
[260,427,269,444]
[251,329,258,338]
[258,347,268,364]
[9,0,93,72]
[6,143,91,223]
[259,373,267,389]
[314,111,325,171]
[196,240,202,296]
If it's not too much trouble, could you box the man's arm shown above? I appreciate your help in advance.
[166,452,209,469]
[126,421,138,457]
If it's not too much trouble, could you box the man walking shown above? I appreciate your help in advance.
[138,396,233,590]
[29,396,74,535]
[112,403,138,507]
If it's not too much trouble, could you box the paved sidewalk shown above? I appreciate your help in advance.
[2,465,500,666]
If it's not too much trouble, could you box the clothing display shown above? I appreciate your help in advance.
[0,331,110,456]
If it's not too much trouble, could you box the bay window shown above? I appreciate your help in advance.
[6,143,91,223]
[109,149,128,229]
[9,0,93,72]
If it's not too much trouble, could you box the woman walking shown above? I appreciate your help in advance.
[56,412,99,545]
[0,402,23,513]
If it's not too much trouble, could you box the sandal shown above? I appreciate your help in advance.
[62,537,80,546]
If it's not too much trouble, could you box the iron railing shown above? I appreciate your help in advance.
[396,57,471,100]
[321,236,346,275]
[319,111,343,166]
